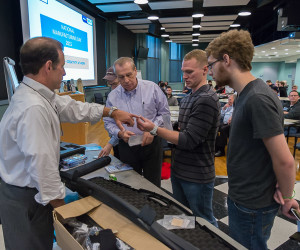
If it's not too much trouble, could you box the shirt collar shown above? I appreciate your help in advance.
[121,79,140,97]
[22,76,56,103]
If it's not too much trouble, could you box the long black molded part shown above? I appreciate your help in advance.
[65,177,199,250]
[60,156,111,181]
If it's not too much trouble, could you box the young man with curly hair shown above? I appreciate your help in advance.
[206,29,299,249]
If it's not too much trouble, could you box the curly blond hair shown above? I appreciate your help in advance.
[205,29,254,71]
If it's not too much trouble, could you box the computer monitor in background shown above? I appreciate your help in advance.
[20,0,98,86]
[3,57,19,102]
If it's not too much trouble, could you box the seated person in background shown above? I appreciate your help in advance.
[284,90,300,136]
[266,79,274,88]
[216,86,225,94]
[284,90,300,119]
[166,86,178,106]
[99,67,120,159]
[182,84,192,94]
[278,81,287,97]
[215,95,236,157]
[292,85,300,96]
[270,84,279,96]
[208,79,213,88]
[159,81,167,96]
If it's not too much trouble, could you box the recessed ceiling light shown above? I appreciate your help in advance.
[230,24,240,27]
[161,34,169,37]
[284,49,289,51]
[166,39,172,43]
[285,53,289,54]
[262,51,265,53]
[297,50,300,52]
[192,13,204,18]
[271,47,275,49]
[192,24,201,28]
[148,15,159,20]
[160,27,165,30]
[134,0,148,4]
[192,33,200,36]
[192,39,199,42]
[238,11,251,16]
[192,44,198,47]
[266,54,269,56]
[274,52,278,54]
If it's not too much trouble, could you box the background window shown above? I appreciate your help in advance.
[146,35,160,83]
[169,43,182,82]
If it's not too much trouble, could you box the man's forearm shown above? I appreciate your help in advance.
[273,160,296,198]
[50,199,65,208]
[157,127,179,145]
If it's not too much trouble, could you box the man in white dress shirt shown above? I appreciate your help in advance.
[0,37,136,250]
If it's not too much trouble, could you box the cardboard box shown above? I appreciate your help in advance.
[53,196,169,250]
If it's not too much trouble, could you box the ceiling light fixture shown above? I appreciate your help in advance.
[262,51,265,53]
[238,11,251,16]
[166,39,172,43]
[271,47,275,49]
[192,39,199,42]
[148,15,159,20]
[192,13,204,18]
[285,53,289,54]
[284,49,289,51]
[192,24,201,28]
[297,50,300,52]
[134,0,148,4]
[192,32,200,36]
[230,24,240,27]
[192,44,198,47]
[161,34,169,37]
[160,27,165,30]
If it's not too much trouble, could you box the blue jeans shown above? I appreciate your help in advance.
[171,174,218,227]
[227,197,279,250]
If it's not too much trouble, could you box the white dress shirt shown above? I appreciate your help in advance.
[0,76,104,205]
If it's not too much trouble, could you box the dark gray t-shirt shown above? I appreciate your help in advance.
[227,78,284,209]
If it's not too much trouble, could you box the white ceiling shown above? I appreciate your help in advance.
[203,0,250,7]
[88,0,299,62]
[253,37,300,63]
[148,1,193,10]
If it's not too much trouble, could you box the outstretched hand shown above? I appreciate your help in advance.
[111,110,139,131]
[137,116,155,132]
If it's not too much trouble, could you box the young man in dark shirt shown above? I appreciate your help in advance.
[137,49,220,226]
[206,29,299,249]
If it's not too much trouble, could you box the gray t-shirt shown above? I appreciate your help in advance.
[227,78,284,209]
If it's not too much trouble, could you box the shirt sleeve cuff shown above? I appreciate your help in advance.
[34,182,66,206]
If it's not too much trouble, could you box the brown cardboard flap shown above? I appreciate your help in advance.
[89,202,170,250]
[55,196,101,220]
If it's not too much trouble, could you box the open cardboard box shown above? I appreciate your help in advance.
[53,196,169,250]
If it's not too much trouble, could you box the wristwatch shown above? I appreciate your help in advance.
[108,106,118,117]
[149,125,158,136]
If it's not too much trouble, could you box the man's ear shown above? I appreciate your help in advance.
[223,54,231,65]
[45,60,52,72]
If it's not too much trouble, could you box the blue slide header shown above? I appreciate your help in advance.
[40,14,88,52]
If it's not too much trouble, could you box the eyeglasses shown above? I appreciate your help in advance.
[207,59,222,70]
